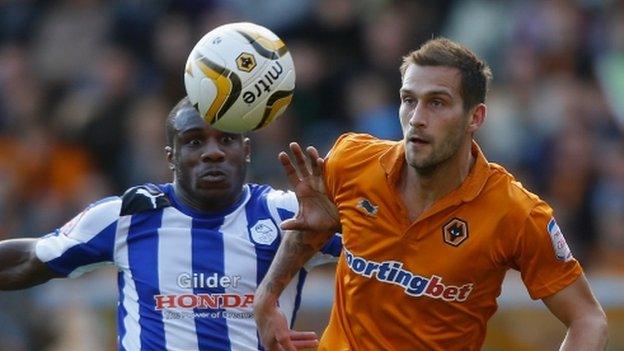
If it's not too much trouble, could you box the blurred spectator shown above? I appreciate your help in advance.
[31,0,109,86]
[590,140,624,274]
[118,94,171,188]
[345,72,401,140]
[77,45,139,192]
[152,13,195,105]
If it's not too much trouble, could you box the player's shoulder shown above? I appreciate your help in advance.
[327,132,399,172]
[247,184,299,222]
[331,132,397,156]
[46,195,123,240]
[248,183,297,214]
[485,163,546,214]
[120,183,172,216]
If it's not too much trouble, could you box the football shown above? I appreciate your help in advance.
[184,22,296,133]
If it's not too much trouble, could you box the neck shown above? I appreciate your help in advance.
[399,141,475,219]
[172,181,242,213]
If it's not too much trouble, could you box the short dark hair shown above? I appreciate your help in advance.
[400,37,492,111]
[165,97,246,146]
[166,96,194,146]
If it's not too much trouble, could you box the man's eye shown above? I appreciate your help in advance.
[188,139,202,146]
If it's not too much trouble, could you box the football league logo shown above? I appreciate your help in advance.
[548,218,573,261]
[442,218,469,247]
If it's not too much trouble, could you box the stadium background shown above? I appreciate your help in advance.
[0,0,622,350]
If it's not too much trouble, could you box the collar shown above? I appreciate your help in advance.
[379,140,491,203]
[165,183,251,219]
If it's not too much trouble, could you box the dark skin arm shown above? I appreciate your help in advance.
[0,238,59,290]
[254,143,341,351]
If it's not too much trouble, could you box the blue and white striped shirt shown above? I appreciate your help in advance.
[35,183,341,351]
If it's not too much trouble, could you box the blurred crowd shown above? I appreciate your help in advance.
[0,0,622,350]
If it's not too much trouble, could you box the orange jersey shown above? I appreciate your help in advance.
[319,133,582,351]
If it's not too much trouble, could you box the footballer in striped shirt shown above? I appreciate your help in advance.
[0,97,341,351]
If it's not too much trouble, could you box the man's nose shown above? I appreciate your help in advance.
[200,141,226,161]
[409,103,427,128]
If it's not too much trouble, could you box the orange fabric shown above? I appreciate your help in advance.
[319,133,582,351]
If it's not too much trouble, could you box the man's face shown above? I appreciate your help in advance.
[399,64,472,174]
[167,107,250,211]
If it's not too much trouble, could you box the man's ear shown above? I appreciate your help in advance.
[467,103,486,133]
[243,137,251,163]
[165,146,175,170]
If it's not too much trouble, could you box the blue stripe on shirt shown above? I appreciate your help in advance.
[290,270,307,328]
[127,210,167,350]
[46,221,117,276]
[117,271,128,351]
[547,218,556,232]
[192,217,231,351]
[320,235,342,257]
[246,186,276,351]
[277,208,294,222]
[247,187,279,288]
[275,202,342,258]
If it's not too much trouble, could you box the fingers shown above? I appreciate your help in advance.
[275,332,297,351]
[268,341,293,351]
[279,218,313,232]
[305,146,320,160]
[289,142,311,178]
[290,331,318,340]
[292,339,319,349]
[290,331,319,349]
[280,142,324,186]
[279,218,297,231]
[279,151,300,187]
[306,146,324,177]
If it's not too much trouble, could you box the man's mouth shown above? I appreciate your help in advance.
[199,170,227,183]
[407,135,430,145]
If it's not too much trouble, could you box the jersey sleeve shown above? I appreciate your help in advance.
[510,201,582,299]
[35,197,122,278]
[265,188,298,222]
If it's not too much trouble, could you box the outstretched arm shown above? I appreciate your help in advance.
[254,143,340,351]
[254,230,334,351]
[542,274,608,350]
[0,238,58,290]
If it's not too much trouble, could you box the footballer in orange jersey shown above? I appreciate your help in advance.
[254,38,608,351]
[317,134,581,350]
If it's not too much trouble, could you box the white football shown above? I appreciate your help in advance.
[184,22,296,133]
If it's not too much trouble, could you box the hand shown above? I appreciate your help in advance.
[279,142,341,233]
[255,302,319,351]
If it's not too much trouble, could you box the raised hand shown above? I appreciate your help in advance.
[255,303,318,351]
[278,142,341,233]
